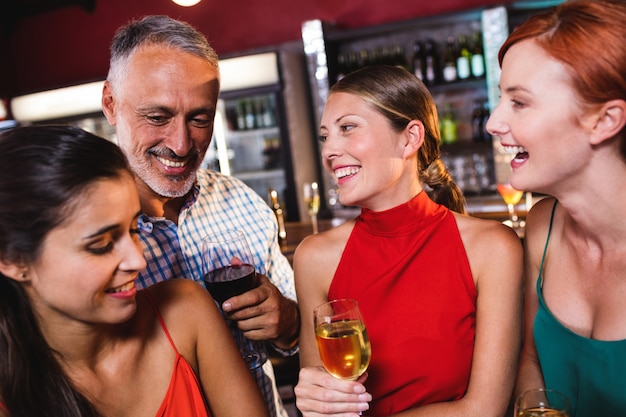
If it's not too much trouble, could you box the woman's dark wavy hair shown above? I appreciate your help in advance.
[0,125,131,417]
[329,65,466,213]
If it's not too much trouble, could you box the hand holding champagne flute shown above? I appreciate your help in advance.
[314,298,371,380]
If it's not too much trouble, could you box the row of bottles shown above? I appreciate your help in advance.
[439,99,491,145]
[413,32,485,86]
[335,32,485,87]
[336,45,408,80]
[226,96,277,131]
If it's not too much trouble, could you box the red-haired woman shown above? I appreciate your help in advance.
[487,1,626,416]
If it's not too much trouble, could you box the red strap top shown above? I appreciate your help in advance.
[329,192,476,416]
[144,289,211,417]
[0,293,210,417]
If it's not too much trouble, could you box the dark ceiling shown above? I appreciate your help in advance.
[1,0,95,33]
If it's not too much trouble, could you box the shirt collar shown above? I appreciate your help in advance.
[138,182,201,230]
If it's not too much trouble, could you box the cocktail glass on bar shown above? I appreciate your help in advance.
[497,183,524,228]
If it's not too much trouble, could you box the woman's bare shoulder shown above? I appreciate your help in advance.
[293,220,355,296]
[140,279,216,325]
[453,212,524,281]
[294,220,355,264]
[453,212,521,250]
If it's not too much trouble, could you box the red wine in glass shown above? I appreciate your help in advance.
[203,263,257,304]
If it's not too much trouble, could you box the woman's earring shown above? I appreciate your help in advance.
[20,271,27,279]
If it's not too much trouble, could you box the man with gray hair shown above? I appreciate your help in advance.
[102,15,299,417]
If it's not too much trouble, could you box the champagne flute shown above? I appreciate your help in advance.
[497,182,524,228]
[201,229,265,368]
[514,389,571,417]
[313,298,371,380]
[303,181,320,234]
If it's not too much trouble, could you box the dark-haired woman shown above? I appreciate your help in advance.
[0,126,268,417]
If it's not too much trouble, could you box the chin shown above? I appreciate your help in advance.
[147,173,196,198]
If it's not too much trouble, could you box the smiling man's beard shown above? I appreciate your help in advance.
[131,149,201,199]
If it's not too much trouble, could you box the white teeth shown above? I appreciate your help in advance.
[107,281,135,294]
[156,156,186,168]
[335,166,360,179]
[502,145,527,154]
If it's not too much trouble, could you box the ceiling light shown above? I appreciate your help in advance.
[172,0,201,6]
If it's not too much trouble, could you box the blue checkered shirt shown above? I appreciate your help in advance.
[136,169,295,417]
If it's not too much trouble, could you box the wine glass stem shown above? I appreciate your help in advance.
[311,213,319,234]
[507,203,519,222]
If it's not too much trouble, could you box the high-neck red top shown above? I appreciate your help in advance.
[329,191,476,416]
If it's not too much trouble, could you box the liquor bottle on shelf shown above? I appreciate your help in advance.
[470,32,485,78]
[423,39,439,86]
[442,37,458,83]
[244,99,256,130]
[391,44,408,70]
[359,49,371,68]
[254,98,265,129]
[471,99,491,142]
[412,41,425,82]
[236,100,247,131]
[456,34,471,80]
[336,51,359,81]
[261,97,276,128]
[440,102,458,144]
[337,53,348,81]
[268,188,287,245]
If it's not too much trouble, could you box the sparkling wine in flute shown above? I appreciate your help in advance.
[305,192,320,216]
[314,298,371,380]
[316,319,371,380]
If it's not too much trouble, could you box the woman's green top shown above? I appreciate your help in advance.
[534,201,626,417]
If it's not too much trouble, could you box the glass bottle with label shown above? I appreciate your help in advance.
[456,34,471,80]
[470,32,485,78]
[442,37,458,83]
[412,41,425,82]
[423,39,439,85]
[440,102,458,144]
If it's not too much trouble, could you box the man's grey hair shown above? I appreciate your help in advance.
[106,15,220,91]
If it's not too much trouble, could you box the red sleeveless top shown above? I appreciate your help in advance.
[144,289,211,417]
[329,192,476,416]
[0,291,210,417]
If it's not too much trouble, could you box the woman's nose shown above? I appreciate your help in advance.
[321,136,341,161]
[123,237,147,273]
[485,104,506,137]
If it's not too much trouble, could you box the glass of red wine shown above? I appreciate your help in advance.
[201,229,264,367]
